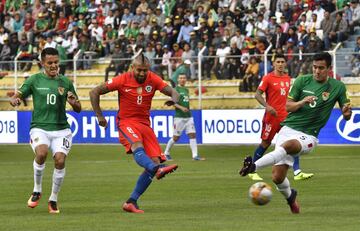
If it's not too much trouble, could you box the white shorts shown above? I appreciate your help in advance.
[274,126,318,167]
[173,117,196,136]
[29,128,73,156]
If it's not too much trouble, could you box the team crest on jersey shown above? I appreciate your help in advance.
[145,85,152,93]
[137,87,142,94]
[285,82,289,87]
[322,92,330,101]
[58,87,65,95]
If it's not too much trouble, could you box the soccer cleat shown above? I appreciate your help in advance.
[294,172,314,181]
[27,192,41,208]
[248,172,263,181]
[165,154,173,161]
[239,156,256,176]
[287,189,300,214]
[122,202,144,214]
[192,156,205,161]
[155,164,178,179]
[48,201,60,214]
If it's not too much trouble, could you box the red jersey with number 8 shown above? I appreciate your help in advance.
[106,71,168,126]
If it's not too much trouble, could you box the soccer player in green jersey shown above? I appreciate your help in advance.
[239,52,352,214]
[9,47,82,214]
[164,74,205,161]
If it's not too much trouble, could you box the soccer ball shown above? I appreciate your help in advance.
[248,182,272,205]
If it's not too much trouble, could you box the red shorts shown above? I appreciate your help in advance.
[118,121,165,161]
[261,114,283,141]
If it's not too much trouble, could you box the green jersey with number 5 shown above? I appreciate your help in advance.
[282,75,350,137]
[18,72,77,131]
[175,86,191,118]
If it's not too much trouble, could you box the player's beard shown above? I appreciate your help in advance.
[135,75,146,84]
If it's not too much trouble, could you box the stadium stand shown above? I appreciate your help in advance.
[1,0,360,110]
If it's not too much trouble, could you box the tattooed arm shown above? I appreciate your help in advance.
[89,83,111,128]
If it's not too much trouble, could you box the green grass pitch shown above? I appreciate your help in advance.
[0,144,359,231]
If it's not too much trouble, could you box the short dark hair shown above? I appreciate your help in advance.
[274,53,286,61]
[41,47,59,60]
[313,52,332,67]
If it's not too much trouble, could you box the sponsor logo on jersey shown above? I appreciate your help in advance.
[137,87,142,94]
[36,87,50,90]
[66,113,79,137]
[322,92,329,101]
[336,110,360,142]
[145,85,152,93]
[58,87,65,95]
[125,89,132,92]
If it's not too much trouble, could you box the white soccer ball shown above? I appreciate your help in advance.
[248,182,272,205]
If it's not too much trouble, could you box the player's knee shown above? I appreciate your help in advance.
[281,140,302,155]
[173,136,180,142]
[54,153,66,169]
[272,166,287,184]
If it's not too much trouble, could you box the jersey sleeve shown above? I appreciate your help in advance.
[337,82,351,108]
[288,76,303,101]
[18,75,34,98]
[152,72,168,91]
[257,75,269,92]
[106,74,124,91]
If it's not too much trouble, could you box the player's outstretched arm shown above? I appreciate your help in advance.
[89,83,111,128]
[255,89,277,116]
[9,91,22,107]
[161,85,180,105]
[67,91,82,113]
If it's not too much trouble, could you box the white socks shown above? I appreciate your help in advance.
[164,138,175,155]
[294,169,302,176]
[49,168,66,202]
[255,147,287,171]
[276,177,292,199]
[189,138,198,158]
[33,160,45,193]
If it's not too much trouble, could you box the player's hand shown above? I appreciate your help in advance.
[342,103,352,120]
[265,105,277,117]
[180,106,189,113]
[302,96,317,104]
[67,91,78,104]
[10,98,21,107]
[97,115,108,128]
[164,100,176,106]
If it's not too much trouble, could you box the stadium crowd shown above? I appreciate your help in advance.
[0,0,359,88]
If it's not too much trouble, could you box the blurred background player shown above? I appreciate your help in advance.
[240,52,352,214]
[248,54,314,181]
[89,51,179,214]
[164,74,205,161]
[9,47,82,214]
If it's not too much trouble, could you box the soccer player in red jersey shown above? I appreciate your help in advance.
[248,54,314,181]
[89,52,180,213]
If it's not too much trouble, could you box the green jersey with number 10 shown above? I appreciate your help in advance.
[175,86,191,118]
[282,75,350,137]
[18,72,77,131]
